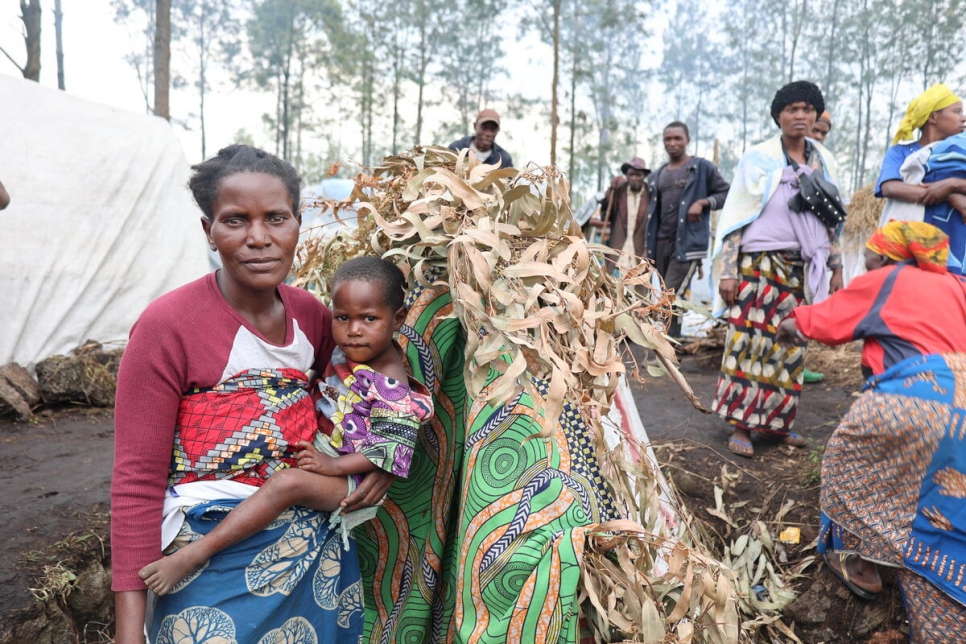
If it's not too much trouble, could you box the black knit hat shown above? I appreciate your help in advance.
[770,81,825,126]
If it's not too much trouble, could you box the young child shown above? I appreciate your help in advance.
[138,256,434,595]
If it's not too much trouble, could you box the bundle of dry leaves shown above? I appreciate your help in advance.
[292,146,754,643]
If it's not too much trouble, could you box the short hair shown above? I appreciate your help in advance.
[664,121,690,138]
[189,144,301,220]
[332,256,406,310]
[770,80,825,126]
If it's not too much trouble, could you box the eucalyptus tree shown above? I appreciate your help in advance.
[242,0,343,164]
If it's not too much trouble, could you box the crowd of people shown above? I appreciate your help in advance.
[110,81,966,644]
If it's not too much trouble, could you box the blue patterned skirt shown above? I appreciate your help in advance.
[819,353,966,642]
[150,499,363,644]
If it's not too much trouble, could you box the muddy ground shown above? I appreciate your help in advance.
[0,348,907,642]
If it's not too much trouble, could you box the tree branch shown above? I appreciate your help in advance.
[0,44,24,73]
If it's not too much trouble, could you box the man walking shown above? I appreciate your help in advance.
[448,109,514,168]
[646,121,730,337]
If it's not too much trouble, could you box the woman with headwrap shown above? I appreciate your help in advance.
[875,83,965,226]
[710,80,843,458]
[775,222,966,642]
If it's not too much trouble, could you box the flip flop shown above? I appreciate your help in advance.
[781,432,807,447]
[822,552,880,600]
[728,435,754,458]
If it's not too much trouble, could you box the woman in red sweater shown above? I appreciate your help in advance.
[111,145,389,643]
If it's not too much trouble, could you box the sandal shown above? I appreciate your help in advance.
[823,552,881,600]
[760,432,807,447]
[781,432,807,447]
[728,435,754,458]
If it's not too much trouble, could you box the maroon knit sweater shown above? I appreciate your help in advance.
[110,273,333,591]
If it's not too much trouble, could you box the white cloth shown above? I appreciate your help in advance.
[0,74,209,367]
[619,189,644,270]
[709,134,840,316]
[877,142,938,227]
[160,480,257,549]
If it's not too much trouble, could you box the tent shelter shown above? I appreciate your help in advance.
[0,74,209,368]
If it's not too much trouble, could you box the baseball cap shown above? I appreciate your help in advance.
[476,109,501,126]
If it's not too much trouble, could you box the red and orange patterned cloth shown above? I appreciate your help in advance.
[866,221,949,273]
[170,368,316,487]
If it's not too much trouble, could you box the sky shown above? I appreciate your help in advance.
[0,1,672,181]
[1,1,282,165]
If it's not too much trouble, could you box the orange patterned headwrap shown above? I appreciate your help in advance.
[866,221,950,272]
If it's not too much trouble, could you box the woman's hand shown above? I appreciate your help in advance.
[294,440,341,476]
[920,178,965,205]
[340,469,396,513]
[776,318,805,346]
[829,268,844,295]
[719,278,739,306]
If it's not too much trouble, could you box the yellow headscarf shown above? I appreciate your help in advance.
[866,221,949,272]
[893,83,962,144]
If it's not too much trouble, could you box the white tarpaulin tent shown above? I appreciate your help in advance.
[0,74,209,367]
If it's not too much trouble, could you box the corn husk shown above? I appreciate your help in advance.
[292,146,741,643]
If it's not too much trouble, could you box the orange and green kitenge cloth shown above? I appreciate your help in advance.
[355,282,621,644]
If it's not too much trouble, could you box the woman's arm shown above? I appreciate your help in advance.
[879,179,927,203]
[114,590,148,644]
[718,229,743,306]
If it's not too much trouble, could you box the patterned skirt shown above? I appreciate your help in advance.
[151,499,364,644]
[820,354,966,643]
[353,282,621,644]
[713,250,806,435]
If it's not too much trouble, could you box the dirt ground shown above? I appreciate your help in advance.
[0,348,908,642]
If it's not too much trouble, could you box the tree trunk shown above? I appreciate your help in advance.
[280,11,296,162]
[20,0,42,81]
[567,0,578,201]
[54,0,65,89]
[414,0,430,145]
[549,0,561,166]
[198,0,208,158]
[153,0,171,120]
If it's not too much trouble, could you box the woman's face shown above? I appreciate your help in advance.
[778,101,817,139]
[202,172,300,297]
[930,101,966,139]
[864,248,892,272]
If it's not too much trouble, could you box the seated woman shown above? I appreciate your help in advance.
[777,222,966,642]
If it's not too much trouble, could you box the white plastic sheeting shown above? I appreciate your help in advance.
[0,74,209,367]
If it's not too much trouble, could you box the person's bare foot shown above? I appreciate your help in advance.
[138,546,208,595]
[824,552,882,599]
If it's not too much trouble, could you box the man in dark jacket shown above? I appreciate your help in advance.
[601,157,651,272]
[646,121,730,336]
[448,109,514,168]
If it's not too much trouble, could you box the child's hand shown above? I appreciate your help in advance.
[294,440,340,476]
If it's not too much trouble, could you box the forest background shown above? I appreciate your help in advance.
[3,0,966,207]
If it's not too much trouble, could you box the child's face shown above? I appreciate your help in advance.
[331,279,406,369]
